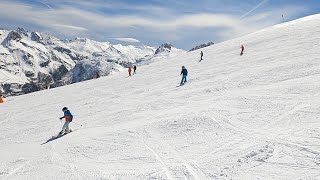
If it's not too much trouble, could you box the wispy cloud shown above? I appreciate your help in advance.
[40,0,52,9]
[241,0,268,19]
[111,38,140,43]
[0,0,311,49]
[51,24,88,31]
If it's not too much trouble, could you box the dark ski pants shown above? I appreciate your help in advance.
[181,75,187,84]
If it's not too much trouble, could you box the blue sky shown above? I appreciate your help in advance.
[0,0,319,49]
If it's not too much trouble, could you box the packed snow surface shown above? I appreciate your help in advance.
[1,14,320,179]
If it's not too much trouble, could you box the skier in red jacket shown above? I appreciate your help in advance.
[128,67,132,76]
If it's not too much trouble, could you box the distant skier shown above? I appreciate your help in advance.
[128,67,132,76]
[200,51,203,61]
[133,65,137,75]
[59,107,73,135]
[0,95,3,103]
[180,66,188,86]
[96,72,100,79]
[240,45,245,56]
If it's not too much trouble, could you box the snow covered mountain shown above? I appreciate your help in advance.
[189,42,214,52]
[2,14,320,179]
[0,29,184,96]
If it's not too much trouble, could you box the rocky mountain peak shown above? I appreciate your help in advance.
[189,42,214,52]
[0,28,185,96]
[155,43,174,55]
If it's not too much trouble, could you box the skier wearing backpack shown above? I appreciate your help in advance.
[180,66,188,85]
[59,107,73,135]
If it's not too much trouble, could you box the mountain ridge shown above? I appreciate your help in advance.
[0,28,185,96]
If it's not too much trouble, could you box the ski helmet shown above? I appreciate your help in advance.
[182,66,185,69]
[62,107,68,111]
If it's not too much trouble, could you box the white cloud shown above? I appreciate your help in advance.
[0,0,309,48]
[111,38,140,43]
[51,24,88,31]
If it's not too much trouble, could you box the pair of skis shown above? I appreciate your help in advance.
[52,129,73,139]
[41,130,73,145]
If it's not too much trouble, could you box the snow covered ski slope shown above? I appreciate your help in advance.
[2,14,320,179]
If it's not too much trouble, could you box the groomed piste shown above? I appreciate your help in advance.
[1,14,320,179]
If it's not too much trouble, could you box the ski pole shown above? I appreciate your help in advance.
[72,122,83,127]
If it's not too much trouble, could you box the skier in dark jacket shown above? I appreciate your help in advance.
[133,65,137,75]
[200,51,203,61]
[59,107,73,135]
[180,66,188,85]
[240,45,244,56]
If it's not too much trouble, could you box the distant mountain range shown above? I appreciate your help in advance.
[0,28,185,96]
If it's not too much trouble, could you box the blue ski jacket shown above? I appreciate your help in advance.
[180,69,188,76]
[61,110,73,122]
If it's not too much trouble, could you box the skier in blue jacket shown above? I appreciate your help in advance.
[59,107,73,135]
[180,66,188,85]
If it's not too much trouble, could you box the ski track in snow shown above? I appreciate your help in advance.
[2,14,320,179]
[143,141,174,180]
[1,160,30,179]
[142,129,206,180]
